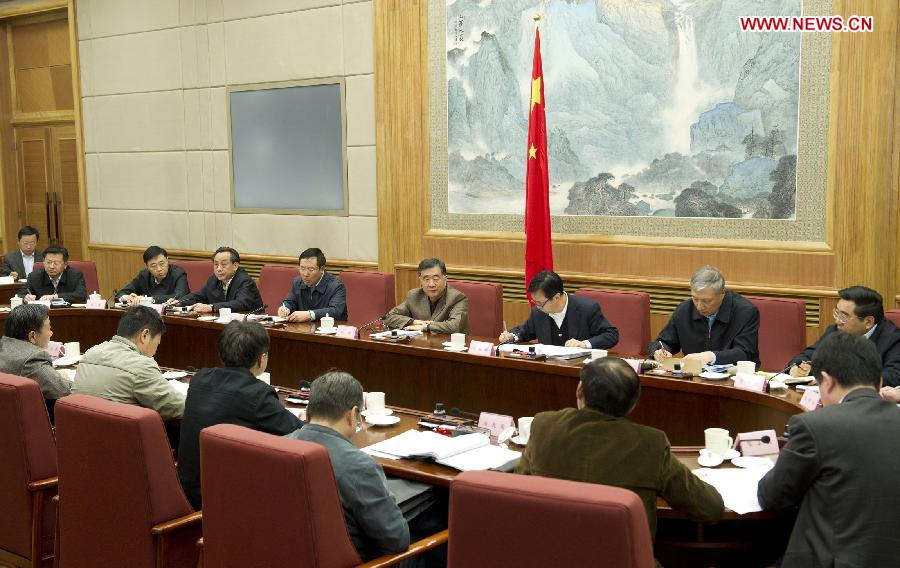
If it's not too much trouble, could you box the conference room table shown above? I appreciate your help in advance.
[30,307,805,447]
[33,306,798,566]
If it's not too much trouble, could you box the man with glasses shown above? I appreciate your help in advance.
[277,247,347,322]
[116,245,189,305]
[18,245,87,303]
[787,285,900,386]
[499,270,619,350]
[648,265,760,366]
[385,257,468,333]
[174,246,263,314]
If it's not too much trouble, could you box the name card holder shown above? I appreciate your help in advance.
[86,298,107,309]
[799,389,821,411]
[735,429,779,456]
[148,303,165,314]
[229,313,246,322]
[468,340,495,357]
[733,372,767,392]
[478,412,515,438]
[46,341,64,359]
[335,325,358,339]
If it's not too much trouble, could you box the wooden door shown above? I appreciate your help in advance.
[13,124,82,258]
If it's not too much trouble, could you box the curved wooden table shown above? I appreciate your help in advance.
[33,307,804,446]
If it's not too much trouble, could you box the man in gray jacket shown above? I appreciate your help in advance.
[0,304,71,421]
[73,306,183,423]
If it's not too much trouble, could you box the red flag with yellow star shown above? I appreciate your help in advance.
[524,26,553,303]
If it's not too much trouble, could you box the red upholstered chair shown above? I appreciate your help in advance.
[339,270,396,325]
[33,261,99,297]
[448,471,654,568]
[574,288,650,356]
[258,264,299,315]
[0,374,57,568]
[54,395,201,568]
[199,424,446,568]
[448,280,503,338]
[746,296,807,371]
[885,309,900,328]
[170,260,213,293]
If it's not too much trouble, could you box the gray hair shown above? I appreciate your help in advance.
[306,370,364,422]
[690,265,725,294]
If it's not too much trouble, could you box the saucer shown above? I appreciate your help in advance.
[163,371,188,380]
[732,456,773,469]
[723,448,741,460]
[442,341,466,348]
[361,408,393,417]
[444,344,467,352]
[197,315,218,322]
[697,452,724,467]
[315,328,337,335]
[365,414,400,426]
[700,371,730,380]
[509,435,530,446]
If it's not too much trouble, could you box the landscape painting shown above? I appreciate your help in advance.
[445,0,802,220]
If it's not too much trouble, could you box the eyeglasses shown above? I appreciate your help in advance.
[832,308,860,323]
[534,294,558,309]
[419,275,444,284]
[298,267,320,274]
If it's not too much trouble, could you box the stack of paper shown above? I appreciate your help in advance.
[363,429,520,471]
[692,464,774,515]
[497,343,590,359]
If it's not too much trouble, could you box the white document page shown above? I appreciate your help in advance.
[692,465,774,515]
[437,444,521,472]
[363,430,490,461]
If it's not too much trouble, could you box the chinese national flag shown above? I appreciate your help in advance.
[524,26,553,303]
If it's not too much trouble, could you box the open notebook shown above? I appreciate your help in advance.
[363,430,520,472]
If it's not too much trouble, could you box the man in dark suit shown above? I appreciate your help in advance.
[648,265,760,366]
[385,257,468,334]
[758,332,900,567]
[0,225,43,280]
[175,246,263,314]
[116,245,189,305]
[787,285,900,386]
[516,357,724,537]
[18,245,86,303]
[178,320,303,509]
[499,270,619,349]
[277,247,347,322]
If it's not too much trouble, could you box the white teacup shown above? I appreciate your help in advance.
[591,349,608,360]
[366,391,386,415]
[63,342,81,357]
[256,372,271,385]
[90,292,102,301]
[736,360,756,375]
[218,307,232,321]
[704,427,733,456]
[450,333,466,348]
[139,296,153,306]
[517,416,534,441]
[320,314,335,331]
[9,296,22,308]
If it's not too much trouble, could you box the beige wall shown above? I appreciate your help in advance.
[76,0,377,261]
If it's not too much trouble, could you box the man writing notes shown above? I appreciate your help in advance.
[517,357,724,537]
[1,225,42,280]
[499,270,619,350]
[18,245,87,303]
[648,265,759,366]
[175,247,263,314]
[385,258,468,333]
[758,333,900,567]
[786,286,900,386]
[116,245,189,306]
[277,247,347,322]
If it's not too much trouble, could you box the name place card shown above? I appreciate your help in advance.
[478,412,515,438]
[468,340,495,357]
[735,429,779,456]
[86,298,107,309]
[335,325,358,339]
[733,372,767,393]
[799,388,821,411]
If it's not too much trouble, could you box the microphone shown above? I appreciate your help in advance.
[361,314,387,331]
[449,407,480,420]
[297,379,311,392]
[741,435,772,444]
[106,289,118,307]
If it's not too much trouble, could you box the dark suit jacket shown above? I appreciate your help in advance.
[384,286,468,334]
[516,407,724,536]
[790,320,900,387]
[177,366,304,509]
[510,293,619,349]
[0,249,43,277]
[758,389,900,567]
[116,265,190,304]
[281,271,348,321]
[180,268,263,313]
[18,266,87,303]
[648,290,760,365]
